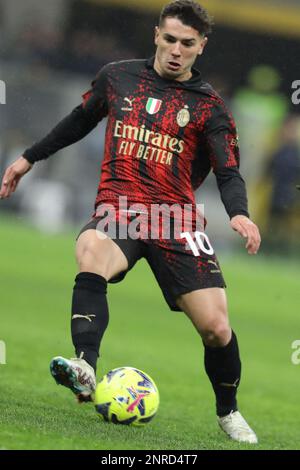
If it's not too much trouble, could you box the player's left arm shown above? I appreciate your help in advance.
[230,214,261,255]
[203,101,261,255]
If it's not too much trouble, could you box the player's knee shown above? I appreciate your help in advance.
[76,237,112,278]
[201,320,231,347]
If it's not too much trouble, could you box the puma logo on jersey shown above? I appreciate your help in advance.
[121,97,135,112]
[72,314,96,323]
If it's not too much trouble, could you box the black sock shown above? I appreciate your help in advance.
[204,331,241,417]
[71,272,109,372]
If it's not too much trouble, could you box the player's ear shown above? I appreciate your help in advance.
[154,26,160,46]
[198,36,208,56]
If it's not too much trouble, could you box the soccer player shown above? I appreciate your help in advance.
[0,0,261,444]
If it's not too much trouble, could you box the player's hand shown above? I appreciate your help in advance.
[0,156,33,199]
[230,215,261,255]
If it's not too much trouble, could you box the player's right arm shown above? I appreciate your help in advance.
[0,156,33,199]
[0,66,109,199]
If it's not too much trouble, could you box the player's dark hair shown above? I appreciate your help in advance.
[160,0,213,36]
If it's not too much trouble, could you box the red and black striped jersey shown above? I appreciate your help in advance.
[82,58,247,218]
[24,57,248,219]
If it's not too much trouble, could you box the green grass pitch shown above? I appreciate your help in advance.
[0,216,300,450]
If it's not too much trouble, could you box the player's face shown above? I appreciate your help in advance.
[154,17,208,82]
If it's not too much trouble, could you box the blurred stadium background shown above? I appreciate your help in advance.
[1,0,300,451]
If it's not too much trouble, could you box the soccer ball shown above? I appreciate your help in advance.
[95,367,159,426]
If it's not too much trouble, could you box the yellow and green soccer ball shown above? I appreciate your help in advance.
[95,367,159,426]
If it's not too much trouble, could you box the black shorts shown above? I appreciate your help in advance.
[77,217,226,312]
